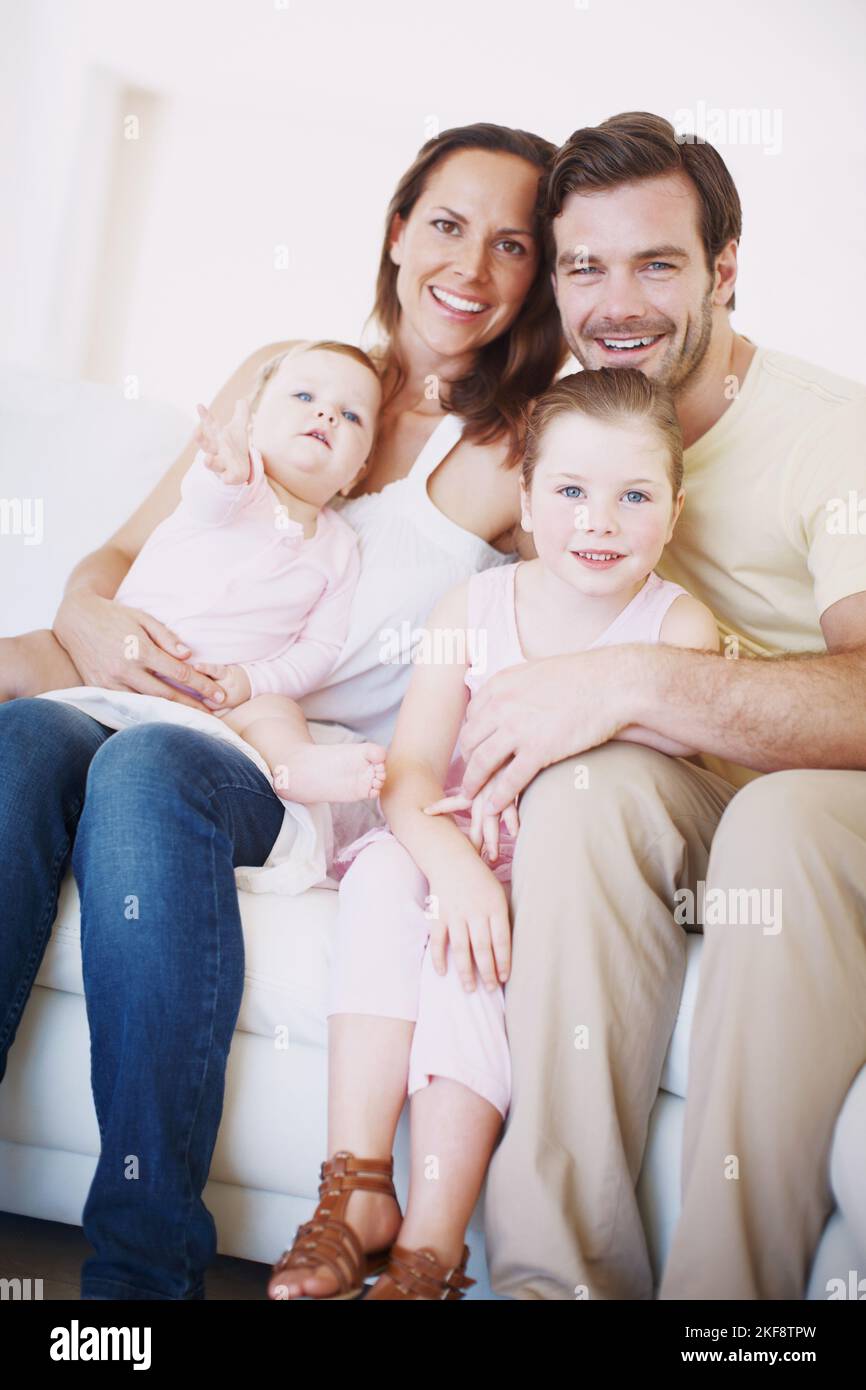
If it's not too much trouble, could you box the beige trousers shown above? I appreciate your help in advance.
[482,742,866,1300]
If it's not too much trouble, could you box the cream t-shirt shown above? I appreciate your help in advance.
[655,342,866,789]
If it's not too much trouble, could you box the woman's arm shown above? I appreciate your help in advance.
[52,339,301,705]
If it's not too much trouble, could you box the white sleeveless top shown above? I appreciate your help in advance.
[298,412,517,745]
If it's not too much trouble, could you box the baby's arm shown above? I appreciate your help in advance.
[179,401,260,526]
[616,593,721,757]
[235,540,361,700]
[380,582,512,990]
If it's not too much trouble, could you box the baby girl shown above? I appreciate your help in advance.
[267,366,720,1301]
[100,341,386,805]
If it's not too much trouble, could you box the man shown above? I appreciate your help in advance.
[468,111,866,1299]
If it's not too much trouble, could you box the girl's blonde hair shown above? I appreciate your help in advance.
[520,367,684,496]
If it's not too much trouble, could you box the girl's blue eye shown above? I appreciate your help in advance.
[296,391,312,402]
[559,485,584,499]
[625,490,649,504]
[343,410,361,424]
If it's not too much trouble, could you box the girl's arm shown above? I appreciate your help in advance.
[380,579,513,991]
[51,340,301,703]
[379,581,490,886]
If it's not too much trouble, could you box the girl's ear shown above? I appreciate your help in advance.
[519,476,533,531]
[667,487,686,538]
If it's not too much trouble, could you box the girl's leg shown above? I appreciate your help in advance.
[0,629,83,701]
[223,694,386,805]
[386,922,512,1272]
[267,833,427,1299]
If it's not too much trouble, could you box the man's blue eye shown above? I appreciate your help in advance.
[296,391,312,402]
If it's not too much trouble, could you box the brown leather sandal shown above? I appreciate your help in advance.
[362,1241,476,1300]
[269,1151,400,1301]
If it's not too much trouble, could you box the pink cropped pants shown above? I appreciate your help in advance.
[326,832,513,1120]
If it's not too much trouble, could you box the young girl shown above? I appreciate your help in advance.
[12,341,388,807]
[267,367,720,1301]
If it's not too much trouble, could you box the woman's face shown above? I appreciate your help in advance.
[388,148,542,365]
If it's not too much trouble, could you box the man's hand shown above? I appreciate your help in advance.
[194,399,253,484]
[458,648,640,815]
[423,791,519,863]
[190,661,252,709]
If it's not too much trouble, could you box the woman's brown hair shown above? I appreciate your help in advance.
[364,123,571,468]
[543,111,743,311]
[521,368,684,497]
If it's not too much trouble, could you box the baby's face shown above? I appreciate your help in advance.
[250,349,381,506]
[520,411,685,597]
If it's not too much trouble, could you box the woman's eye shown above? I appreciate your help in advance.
[497,239,526,256]
[295,391,313,402]
[432,219,459,235]
[343,410,361,424]
[559,485,584,499]
[624,490,649,504]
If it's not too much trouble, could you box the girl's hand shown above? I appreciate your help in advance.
[426,853,512,991]
[52,590,227,710]
[191,661,251,709]
[194,399,252,485]
[423,790,519,864]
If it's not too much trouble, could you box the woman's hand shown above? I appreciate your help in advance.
[194,399,252,484]
[423,790,519,864]
[426,853,512,992]
[53,590,228,710]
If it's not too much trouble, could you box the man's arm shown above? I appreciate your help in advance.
[458,590,866,814]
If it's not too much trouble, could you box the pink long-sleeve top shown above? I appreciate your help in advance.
[113,444,361,700]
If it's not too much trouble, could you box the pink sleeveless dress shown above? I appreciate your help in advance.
[331,562,691,882]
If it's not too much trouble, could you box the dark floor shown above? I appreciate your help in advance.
[0,1209,272,1299]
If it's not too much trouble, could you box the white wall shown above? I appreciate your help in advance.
[2,0,865,416]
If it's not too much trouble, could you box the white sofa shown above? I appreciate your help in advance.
[1,365,864,1300]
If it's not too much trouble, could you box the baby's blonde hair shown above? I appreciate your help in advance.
[248,339,381,419]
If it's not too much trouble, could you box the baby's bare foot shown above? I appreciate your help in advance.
[272,742,386,805]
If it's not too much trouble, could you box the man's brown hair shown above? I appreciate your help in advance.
[543,111,743,311]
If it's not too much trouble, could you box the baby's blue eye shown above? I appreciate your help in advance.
[624,490,648,503]
[343,410,361,424]
[559,485,584,499]
[295,390,313,402]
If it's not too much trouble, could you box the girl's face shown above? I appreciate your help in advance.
[520,412,685,597]
[388,148,542,365]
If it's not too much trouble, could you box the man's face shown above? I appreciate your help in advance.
[549,172,718,392]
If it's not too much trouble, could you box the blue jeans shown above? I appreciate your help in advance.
[0,698,285,1299]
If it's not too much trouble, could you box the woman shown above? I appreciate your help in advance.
[0,122,569,1300]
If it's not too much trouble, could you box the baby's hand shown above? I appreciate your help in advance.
[194,399,252,485]
[423,790,519,864]
[192,662,252,709]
